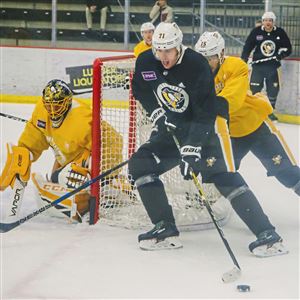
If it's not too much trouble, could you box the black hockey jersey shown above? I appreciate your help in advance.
[132,48,218,148]
[241,26,292,67]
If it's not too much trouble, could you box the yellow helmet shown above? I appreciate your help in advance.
[42,79,73,123]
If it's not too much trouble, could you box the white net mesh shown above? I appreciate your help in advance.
[92,57,231,230]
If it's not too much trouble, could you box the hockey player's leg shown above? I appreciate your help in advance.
[265,67,280,109]
[252,120,300,196]
[249,66,264,95]
[211,172,288,257]
[0,143,32,221]
[273,166,300,196]
[128,148,182,250]
[265,67,280,120]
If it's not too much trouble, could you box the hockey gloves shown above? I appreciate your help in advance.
[51,163,90,189]
[0,143,32,191]
[150,107,176,134]
[51,149,91,189]
[275,53,283,61]
[180,145,201,180]
[276,48,288,61]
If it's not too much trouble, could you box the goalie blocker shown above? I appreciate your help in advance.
[0,144,32,221]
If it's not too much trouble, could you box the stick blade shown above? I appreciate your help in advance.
[0,221,20,233]
[222,266,241,283]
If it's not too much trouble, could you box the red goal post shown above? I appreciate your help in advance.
[91,54,135,223]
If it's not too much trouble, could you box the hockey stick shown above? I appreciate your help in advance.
[189,171,241,283]
[250,56,277,65]
[168,128,241,283]
[0,112,28,123]
[0,159,129,233]
[72,89,92,95]
[250,47,288,65]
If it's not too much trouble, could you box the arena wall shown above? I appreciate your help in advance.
[1,46,299,124]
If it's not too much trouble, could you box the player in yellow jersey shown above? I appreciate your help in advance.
[133,22,155,58]
[196,31,300,256]
[0,79,123,222]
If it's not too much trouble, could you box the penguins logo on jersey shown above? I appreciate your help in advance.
[260,40,276,57]
[155,83,189,112]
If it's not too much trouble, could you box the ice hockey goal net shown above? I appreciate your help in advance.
[91,55,231,230]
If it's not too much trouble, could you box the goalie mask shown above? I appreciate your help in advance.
[195,31,225,63]
[152,22,183,58]
[42,79,73,127]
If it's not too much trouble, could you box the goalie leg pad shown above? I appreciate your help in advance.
[4,175,27,221]
[32,173,90,221]
[0,143,31,191]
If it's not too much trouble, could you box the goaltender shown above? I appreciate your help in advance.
[0,79,123,222]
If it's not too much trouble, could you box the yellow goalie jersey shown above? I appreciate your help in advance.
[215,56,273,137]
[18,99,123,171]
[134,41,152,58]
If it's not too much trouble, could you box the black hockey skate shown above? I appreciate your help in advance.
[138,221,182,250]
[249,229,288,257]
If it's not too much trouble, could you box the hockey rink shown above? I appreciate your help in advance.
[0,103,299,299]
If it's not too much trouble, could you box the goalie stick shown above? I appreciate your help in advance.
[168,127,241,283]
[0,159,129,233]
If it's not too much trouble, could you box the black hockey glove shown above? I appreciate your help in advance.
[276,48,288,61]
[275,53,283,61]
[150,107,176,134]
[180,145,201,180]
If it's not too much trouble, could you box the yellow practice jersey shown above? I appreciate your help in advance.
[134,40,152,58]
[215,56,273,137]
[18,99,123,171]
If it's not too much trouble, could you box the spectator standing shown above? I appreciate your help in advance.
[134,22,155,58]
[241,11,292,121]
[149,0,173,26]
[86,0,111,32]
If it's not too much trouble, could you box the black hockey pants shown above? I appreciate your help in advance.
[250,64,281,108]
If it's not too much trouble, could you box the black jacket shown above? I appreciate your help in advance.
[132,48,219,148]
[241,26,292,67]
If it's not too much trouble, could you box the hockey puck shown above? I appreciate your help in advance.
[237,285,250,292]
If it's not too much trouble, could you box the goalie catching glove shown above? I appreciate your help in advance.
[51,149,90,189]
[51,162,90,189]
[180,145,201,180]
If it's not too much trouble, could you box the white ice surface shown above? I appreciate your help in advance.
[0,103,299,300]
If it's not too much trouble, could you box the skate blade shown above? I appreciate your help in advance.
[252,241,289,257]
[139,236,183,251]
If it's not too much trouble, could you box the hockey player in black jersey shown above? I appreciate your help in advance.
[130,22,285,256]
[241,11,292,120]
